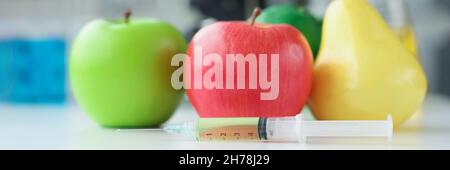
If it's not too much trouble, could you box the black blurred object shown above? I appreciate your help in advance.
[186,0,308,41]
[190,0,248,20]
[266,0,307,6]
[438,36,450,97]
[189,0,308,21]
[187,0,265,40]
[186,0,247,41]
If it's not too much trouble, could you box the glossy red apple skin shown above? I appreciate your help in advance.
[186,22,313,117]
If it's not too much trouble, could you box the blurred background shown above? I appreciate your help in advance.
[0,0,449,105]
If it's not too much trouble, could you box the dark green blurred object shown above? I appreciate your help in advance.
[256,5,322,58]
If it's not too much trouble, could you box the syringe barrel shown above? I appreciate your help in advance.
[265,117,298,142]
[298,115,393,142]
[165,115,393,143]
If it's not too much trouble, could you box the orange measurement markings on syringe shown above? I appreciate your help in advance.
[198,125,260,141]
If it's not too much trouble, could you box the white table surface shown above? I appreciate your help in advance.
[1,94,449,150]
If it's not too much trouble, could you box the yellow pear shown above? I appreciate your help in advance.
[395,26,419,57]
[310,0,427,127]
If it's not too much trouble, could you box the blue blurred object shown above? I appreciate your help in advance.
[0,38,66,104]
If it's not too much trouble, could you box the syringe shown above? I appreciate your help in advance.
[163,115,393,142]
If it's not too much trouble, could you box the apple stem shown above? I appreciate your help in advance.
[249,7,261,26]
[124,8,132,24]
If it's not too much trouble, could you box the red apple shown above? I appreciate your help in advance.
[185,8,313,117]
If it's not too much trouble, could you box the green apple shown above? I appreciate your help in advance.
[256,5,322,57]
[70,12,186,128]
